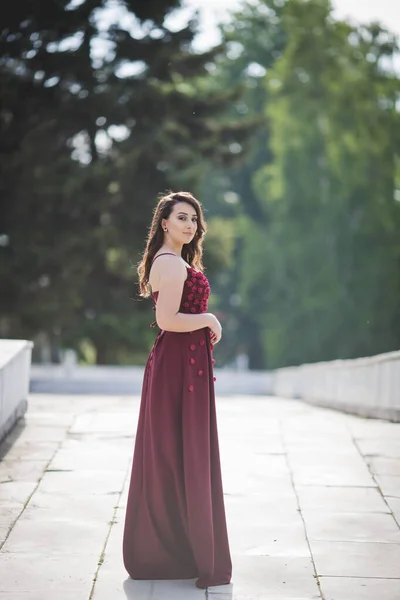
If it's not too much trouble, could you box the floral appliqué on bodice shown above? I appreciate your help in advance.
[180,267,211,314]
[151,266,211,327]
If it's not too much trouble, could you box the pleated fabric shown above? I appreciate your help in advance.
[123,267,232,589]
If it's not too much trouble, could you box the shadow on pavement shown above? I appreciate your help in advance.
[123,577,234,599]
[0,417,27,460]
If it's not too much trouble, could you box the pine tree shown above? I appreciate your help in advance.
[1,0,254,363]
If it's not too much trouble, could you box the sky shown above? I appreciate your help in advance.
[177,0,400,50]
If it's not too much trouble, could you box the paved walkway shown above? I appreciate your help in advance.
[0,394,399,600]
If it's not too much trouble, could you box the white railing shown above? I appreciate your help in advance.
[30,363,273,396]
[271,349,400,421]
[28,346,400,422]
[0,339,33,443]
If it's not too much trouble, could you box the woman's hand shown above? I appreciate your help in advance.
[208,315,222,345]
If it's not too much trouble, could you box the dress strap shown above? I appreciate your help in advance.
[152,253,179,264]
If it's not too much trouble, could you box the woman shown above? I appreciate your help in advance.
[122,191,232,590]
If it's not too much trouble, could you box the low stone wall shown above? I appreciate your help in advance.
[0,339,33,443]
[30,364,273,396]
[272,349,400,422]
[29,348,400,421]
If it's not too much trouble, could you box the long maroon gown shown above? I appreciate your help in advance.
[123,255,232,589]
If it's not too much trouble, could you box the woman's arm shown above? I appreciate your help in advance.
[154,256,215,333]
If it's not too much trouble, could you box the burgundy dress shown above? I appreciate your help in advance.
[123,254,232,589]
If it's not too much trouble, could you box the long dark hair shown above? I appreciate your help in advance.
[137,191,207,297]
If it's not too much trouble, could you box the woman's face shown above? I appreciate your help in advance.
[162,202,198,245]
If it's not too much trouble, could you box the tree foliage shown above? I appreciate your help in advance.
[198,0,400,368]
[250,0,400,367]
[0,0,251,363]
[2,0,399,368]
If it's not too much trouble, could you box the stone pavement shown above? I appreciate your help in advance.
[0,394,399,600]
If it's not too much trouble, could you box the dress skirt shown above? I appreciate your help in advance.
[122,326,232,589]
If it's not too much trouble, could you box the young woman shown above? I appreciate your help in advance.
[122,191,232,589]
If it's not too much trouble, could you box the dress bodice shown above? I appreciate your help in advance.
[152,266,210,315]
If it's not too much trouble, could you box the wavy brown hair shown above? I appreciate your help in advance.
[137,191,207,298]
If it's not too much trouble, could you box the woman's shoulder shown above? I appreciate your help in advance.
[150,253,188,282]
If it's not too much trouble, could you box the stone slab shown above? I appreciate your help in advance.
[2,516,109,555]
[0,552,96,593]
[0,441,59,462]
[1,394,400,600]
[0,506,22,538]
[311,540,400,578]
[366,457,400,476]
[23,490,117,523]
[319,576,400,600]
[0,459,48,483]
[227,522,310,557]
[291,464,374,487]
[355,439,400,459]
[375,475,400,498]
[349,420,400,439]
[69,412,135,435]
[295,485,389,513]
[207,556,320,600]
[49,448,131,472]
[386,497,400,523]
[5,425,66,443]
[302,509,400,543]
[0,480,37,507]
[37,468,125,496]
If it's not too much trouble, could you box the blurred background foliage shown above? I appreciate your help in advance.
[1,0,399,368]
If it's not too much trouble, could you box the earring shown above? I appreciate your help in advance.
[163,227,168,232]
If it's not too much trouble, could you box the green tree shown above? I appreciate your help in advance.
[0,0,111,359]
[1,0,253,363]
[197,0,287,368]
[251,0,400,367]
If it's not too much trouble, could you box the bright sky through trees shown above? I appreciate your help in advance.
[178,0,400,51]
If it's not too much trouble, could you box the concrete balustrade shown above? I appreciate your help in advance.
[272,350,400,422]
[30,363,273,396]
[27,345,400,422]
[0,339,33,443]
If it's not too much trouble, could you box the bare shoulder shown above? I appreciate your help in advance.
[150,254,187,286]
